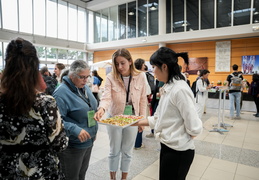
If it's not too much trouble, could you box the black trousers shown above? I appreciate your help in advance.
[253,95,259,113]
[160,143,194,180]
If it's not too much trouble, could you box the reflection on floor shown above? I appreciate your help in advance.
[85,108,259,180]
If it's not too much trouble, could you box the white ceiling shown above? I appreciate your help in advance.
[64,0,134,11]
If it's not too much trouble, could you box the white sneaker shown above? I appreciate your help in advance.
[134,144,144,150]
[145,133,154,138]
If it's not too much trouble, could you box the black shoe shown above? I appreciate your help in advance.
[253,113,257,116]
[255,114,259,117]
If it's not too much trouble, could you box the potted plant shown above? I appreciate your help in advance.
[217,80,222,86]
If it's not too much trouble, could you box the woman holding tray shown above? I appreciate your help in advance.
[94,48,147,180]
[133,47,203,180]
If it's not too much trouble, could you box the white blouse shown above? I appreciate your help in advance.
[148,79,203,151]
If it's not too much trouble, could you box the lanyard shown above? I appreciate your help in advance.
[64,81,91,108]
[121,75,132,103]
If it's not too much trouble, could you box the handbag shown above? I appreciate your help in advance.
[92,84,99,93]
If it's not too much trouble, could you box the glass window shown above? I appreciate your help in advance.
[94,11,101,43]
[88,11,94,44]
[149,0,158,35]
[253,0,259,23]
[36,46,46,61]
[201,0,214,29]
[78,51,86,60]
[2,0,18,31]
[187,0,199,31]
[19,0,33,33]
[173,0,184,32]
[34,0,46,36]
[101,8,109,42]
[166,0,172,33]
[46,47,57,62]
[217,0,231,28]
[69,4,78,41]
[0,43,3,70]
[67,50,78,65]
[87,52,93,66]
[119,4,126,40]
[109,6,118,41]
[3,42,8,67]
[58,0,68,40]
[47,0,57,38]
[138,0,147,37]
[128,1,136,38]
[58,49,68,65]
[234,0,251,26]
[78,7,87,43]
[68,50,77,60]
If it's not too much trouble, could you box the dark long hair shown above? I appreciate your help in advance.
[150,47,189,83]
[0,37,40,115]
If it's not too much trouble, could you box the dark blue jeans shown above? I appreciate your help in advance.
[134,131,143,148]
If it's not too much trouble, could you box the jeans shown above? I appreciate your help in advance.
[229,92,241,117]
[134,131,143,148]
[58,146,93,180]
[107,125,138,172]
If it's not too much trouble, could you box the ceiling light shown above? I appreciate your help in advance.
[254,19,259,23]
[254,11,259,15]
[128,10,134,16]
[252,26,259,31]
[150,3,157,11]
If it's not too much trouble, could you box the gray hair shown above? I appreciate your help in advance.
[68,60,90,77]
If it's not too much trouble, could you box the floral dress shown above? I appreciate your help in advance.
[0,93,68,180]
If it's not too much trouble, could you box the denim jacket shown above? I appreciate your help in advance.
[99,72,147,117]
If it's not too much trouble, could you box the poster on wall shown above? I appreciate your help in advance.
[215,41,231,72]
[242,55,259,74]
[183,57,208,75]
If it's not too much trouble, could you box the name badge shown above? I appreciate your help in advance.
[88,110,96,127]
[123,105,133,115]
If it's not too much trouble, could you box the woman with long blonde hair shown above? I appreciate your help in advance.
[94,48,147,180]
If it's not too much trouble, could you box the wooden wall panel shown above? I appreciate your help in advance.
[93,37,259,87]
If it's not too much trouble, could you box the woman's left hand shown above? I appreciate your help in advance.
[138,126,144,132]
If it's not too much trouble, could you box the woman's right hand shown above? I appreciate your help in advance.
[94,108,105,121]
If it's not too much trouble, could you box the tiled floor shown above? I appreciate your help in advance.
[86,108,259,180]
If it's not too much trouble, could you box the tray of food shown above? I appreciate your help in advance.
[98,115,144,128]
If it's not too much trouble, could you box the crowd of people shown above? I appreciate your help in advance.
[1,37,258,180]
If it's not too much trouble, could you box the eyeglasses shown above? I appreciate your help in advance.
[75,74,90,80]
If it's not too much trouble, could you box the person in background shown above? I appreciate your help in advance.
[0,37,68,179]
[92,70,103,86]
[54,63,66,84]
[203,71,210,114]
[60,69,69,83]
[226,64,244,119]
[195,69,212,119]
[132,47,203,180]
[248,73,259,117]
[145,79,164,138]
[134,58,152,149]
[53,60,98,180]
[94,48,147,180]
[179,65,187,81]
[91,70,102,103]
[184,72,191,87]
[40,66,58,95]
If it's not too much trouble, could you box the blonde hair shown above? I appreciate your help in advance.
[111,48,140,83]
